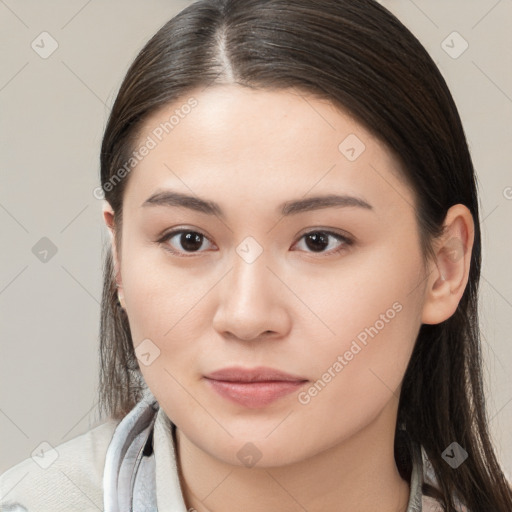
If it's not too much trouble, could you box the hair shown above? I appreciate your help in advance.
[97,0,512,509]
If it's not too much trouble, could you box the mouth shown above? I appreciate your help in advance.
[203,366,309,408]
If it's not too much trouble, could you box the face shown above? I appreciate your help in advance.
[104,84,432,467]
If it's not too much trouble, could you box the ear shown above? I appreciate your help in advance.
[421,204,475,325]
[102,200,125,308]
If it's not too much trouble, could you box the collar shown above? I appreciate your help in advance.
[103,389,428,511]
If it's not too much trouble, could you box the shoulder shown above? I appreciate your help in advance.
[0,418,120,512]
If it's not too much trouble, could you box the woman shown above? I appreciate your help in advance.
[1,0,511,511]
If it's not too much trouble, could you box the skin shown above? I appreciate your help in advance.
[103,84,474,512]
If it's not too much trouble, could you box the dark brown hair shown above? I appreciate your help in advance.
[97,0,512,509]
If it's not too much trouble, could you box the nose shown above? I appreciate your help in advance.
[212,250,292,342]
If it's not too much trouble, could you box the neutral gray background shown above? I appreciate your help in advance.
[1,0,511,479]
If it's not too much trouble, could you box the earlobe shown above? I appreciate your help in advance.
[421,204,474,325]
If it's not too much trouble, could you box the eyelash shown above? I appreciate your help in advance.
[156,228,354,258]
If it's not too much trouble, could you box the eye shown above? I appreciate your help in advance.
[292,230,353,256]
[157,229,214,256]
[157,228,353,257]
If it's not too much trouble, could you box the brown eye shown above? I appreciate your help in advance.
[159,230,213,256]
[157,228,353,258]
[293,230,353,255]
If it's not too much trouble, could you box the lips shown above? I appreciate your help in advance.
[204,366,307,383]
[203,366,308,408]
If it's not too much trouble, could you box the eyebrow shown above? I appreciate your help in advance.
[141,189,374,218]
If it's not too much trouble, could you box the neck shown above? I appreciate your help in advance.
[174,400,411,512]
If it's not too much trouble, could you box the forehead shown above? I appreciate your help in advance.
[122,85,414,219]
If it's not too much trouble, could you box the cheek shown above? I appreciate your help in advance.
[120,249,210,413]
[121,244,207,337]
[296,241,424,399]
[119,247,223,403]
[290,238,423,347]
[122,230,423,374]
